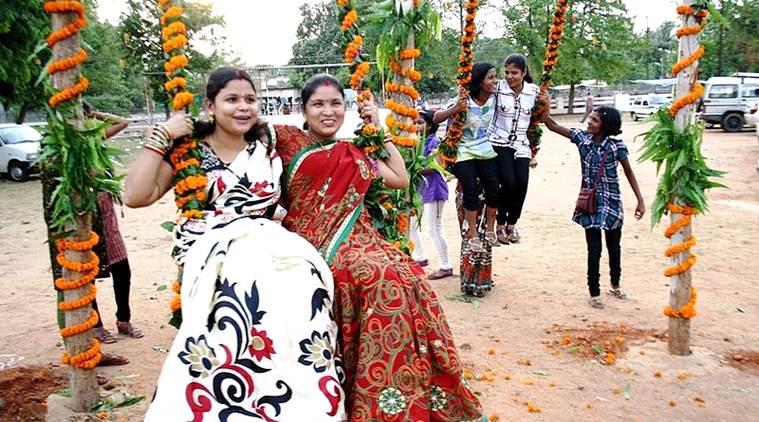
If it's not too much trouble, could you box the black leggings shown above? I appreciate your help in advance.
[93,258,132,326]
[451,158,500,211]
[494,146,530,226]
[584,228,622,297]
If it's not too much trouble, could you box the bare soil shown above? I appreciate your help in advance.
[0,116,757,421]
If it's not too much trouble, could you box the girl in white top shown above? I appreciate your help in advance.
[486,54,540,245]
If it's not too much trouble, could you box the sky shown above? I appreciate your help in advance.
[97,0,679,66]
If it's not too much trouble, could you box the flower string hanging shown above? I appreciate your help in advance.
[439,0,478,167]
[159,0,207,324]
[336,0,388,161]
[385,49,422,148]
[668,5,707,117]
[43,0,103,370]
[527,0,570,158]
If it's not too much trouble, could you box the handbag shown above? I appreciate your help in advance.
[575,150,606,214]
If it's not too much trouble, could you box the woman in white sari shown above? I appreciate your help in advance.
[125,67,345,421]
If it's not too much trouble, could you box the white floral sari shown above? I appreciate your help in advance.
[145,124,346,421]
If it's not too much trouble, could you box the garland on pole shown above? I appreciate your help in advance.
[159,0,206,327]
[639,2,725,321]
[42,0,122,371]
[438,0,478,167]
[526,0,570,157]
[336,0,387,161]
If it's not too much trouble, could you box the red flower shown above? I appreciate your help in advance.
[248,327,275,361]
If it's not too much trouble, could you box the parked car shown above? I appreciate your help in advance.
[630,95,670,121]
[0,123,42,181]
[702,72,759,132]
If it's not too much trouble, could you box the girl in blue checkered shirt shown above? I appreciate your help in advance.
[542,104,646,309]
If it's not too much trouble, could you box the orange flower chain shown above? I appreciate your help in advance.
[43,1,89,108]
[662,203,698,318]
[336,0,386,159]
[669,5,708,117]
[527,0,569,155]
[54,231,103,368]
[386,48,423,148]
[439,0,479,166]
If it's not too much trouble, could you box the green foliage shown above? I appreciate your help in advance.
[0,0,50,122]
[502,0,637,85]
[698,0,758,78]
[40,102,122,233]
[638,109,725,226]
[120,0,226,110]
[288,1,344,88]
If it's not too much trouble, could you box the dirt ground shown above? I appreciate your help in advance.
[0,115,757,421]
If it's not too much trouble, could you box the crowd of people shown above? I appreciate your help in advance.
[46,49,648,419]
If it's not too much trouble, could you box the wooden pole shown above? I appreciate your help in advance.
[50,3,100,409]
[668,0,699,356]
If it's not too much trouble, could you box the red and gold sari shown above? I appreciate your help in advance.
[276,125,482,421]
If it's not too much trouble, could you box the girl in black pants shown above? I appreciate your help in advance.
[487,54,541,245]
[542,104,645,308]
[434,63,500,251]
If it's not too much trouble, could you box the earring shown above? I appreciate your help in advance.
[208,113,214,124]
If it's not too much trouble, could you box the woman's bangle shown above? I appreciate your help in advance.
[156,122,174,141]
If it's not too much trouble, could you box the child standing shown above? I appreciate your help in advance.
[542,105,645,308]
[408,110,453,280]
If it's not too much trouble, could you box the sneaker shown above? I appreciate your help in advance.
[589,296,604,309]
[428,268,453,280]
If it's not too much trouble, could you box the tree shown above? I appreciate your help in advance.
[502,0,637,112]
[0,0,50,123]
[288,1,345,88]
[699,0,759,77]
[120,0,225,116]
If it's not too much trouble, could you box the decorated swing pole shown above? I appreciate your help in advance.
[44,0,100,410]
[666,0,707,355]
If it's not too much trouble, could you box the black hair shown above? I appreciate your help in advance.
[82,100,93,114]
[468,62,495,99]
[594,106,623,138]
[419,109,439,136]
[300,74,345,130]
[504,54,534,84]
[195,67,266,144]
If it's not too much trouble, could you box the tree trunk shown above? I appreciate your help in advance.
[15,102,30,124]
[567,83,576,114]
[50,4,99,410]
[669,0,699,356]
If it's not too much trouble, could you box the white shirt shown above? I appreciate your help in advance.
[487,81,539,158]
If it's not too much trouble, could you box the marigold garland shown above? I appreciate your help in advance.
[669,5,708,117]
[61,338,101,369]
[527,0,570,157]
[160,1,207,323]
[43,1,86,47]
[439,0,479,167]
[664,287,697,319]
[47,48,88,74]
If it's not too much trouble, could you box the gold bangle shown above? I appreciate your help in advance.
[157,123,174,141]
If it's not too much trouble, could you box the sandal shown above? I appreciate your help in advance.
[415,259,429,268]
[94,327,118,344]
[507,226,520,244]
[496,226,509,245]
[116,321,144,339]
[589,297,604,309]
[428,268,453,280]
[98,353,129,366]
[484,230,499,246]
[467,237,484,253]
[608,287,628,300]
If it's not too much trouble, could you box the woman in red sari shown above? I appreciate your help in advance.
[275,74,482,421]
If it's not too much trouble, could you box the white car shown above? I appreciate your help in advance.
[0,124,42,181]
[630,95,669,121]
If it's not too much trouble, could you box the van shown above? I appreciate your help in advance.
[702,72,759,132]
[630,95,670,121]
